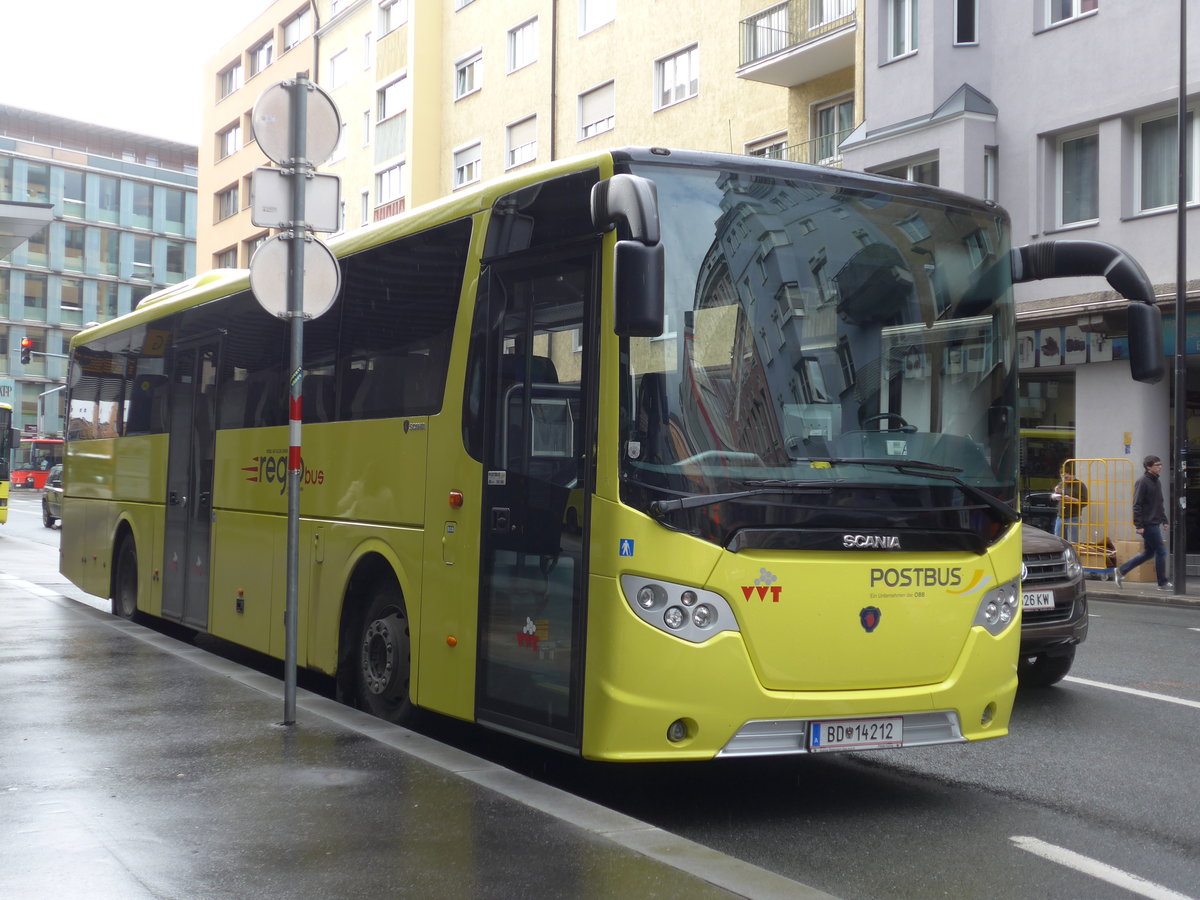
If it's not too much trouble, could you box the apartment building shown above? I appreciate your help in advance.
[840,0,1199,548]
[0,106,198,434]
[198,0,866,268]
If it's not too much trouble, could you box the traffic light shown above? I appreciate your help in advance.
[19,337,33,365]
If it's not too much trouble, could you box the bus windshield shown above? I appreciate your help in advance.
[619,162,1017,550]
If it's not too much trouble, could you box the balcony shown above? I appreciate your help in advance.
[738,1,857,87]
[749,127,855,169]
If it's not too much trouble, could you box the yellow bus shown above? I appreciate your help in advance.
[0,402,13,524]
[60,148,1163,760]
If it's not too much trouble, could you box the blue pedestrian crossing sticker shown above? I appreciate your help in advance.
[619,539,635,557]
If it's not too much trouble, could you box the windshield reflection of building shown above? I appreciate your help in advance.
[680,171,1010,480]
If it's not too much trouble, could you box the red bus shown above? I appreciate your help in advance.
[12,437,63,489]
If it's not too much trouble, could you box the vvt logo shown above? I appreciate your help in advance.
[741,567,782,602]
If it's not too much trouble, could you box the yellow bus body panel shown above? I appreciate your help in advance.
[581,498,1019,761]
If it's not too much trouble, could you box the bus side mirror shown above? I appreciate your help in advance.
[1011,239,1165,384]
[1126,301,1165,385]
[592,174,666,337]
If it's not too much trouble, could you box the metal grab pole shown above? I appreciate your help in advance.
[283,73,309,725]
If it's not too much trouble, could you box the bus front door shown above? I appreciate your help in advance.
[476,254,594,751]
[162,341,219,630]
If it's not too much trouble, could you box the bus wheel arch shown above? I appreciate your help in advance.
[339,554,413,724]
[111,523,140,621]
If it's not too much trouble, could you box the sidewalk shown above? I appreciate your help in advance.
[0,575,832,900]
[1084,570,1200,608]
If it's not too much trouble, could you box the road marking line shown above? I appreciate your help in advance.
[1064,676,1200,710]
[1011,836,1195,900]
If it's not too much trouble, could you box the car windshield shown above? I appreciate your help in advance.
[618,160,1017,550]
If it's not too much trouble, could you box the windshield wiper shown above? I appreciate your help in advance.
[647,483,832,517]
[756,456,1018,524]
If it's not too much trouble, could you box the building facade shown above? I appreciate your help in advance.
[197,0,865,269]
[840,0,1199,547]
[0,106,198,434]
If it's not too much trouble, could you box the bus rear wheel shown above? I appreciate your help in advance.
[112,538,139,620]
[354,581,413,724]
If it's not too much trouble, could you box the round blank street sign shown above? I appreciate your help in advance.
[252,80,341,166]
[249,234,340,319]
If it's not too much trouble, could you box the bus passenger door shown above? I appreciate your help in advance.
[476,253,594,750]
[162,340,219,630]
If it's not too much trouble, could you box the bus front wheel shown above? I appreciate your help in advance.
[112,538,139,620]
[354,581,413,724]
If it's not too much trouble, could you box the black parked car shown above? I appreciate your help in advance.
[1019,523,1087,686]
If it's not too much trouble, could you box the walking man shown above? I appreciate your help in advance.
[1114,455,1172,592]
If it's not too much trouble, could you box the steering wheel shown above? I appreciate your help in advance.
[862,413,917,433]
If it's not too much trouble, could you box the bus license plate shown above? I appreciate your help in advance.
[1022,590,1055,610]
[809,717,903,752]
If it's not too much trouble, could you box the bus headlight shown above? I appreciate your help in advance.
[620,575,739,643]
[972,578,1020,636]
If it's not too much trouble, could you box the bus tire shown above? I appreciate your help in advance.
[112,537,140,621]
[354,580,413,724]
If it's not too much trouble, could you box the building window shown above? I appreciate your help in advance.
[25,228,48,267]
[813,0,854,26]
[215,247,238,269]
[96,175,119,223]
[1057,131,1099,226]
[24,273,47,321]
[453,143,481,189]
[814,96,854,164]
[984,147,998,202]
[331,0,350,15]
[955,0,977,44]
[508,18,538,72]
[25,164,49,203]
[455,51,482,99]
[877,157,939,186]
[163,188,186,234]
[887,0,918,60]
[218,122,242,160]
[580,0,615,34]
[283,8,312,50]
[1046,0,1097,27]
[166,242,187,281]
[379,0,407,34]
[655,45,698,110]
[377,77,405,121]
[506,116,537,168]
[60,278,83,327]
[360,189,370,225]
[131,182,153,229]
[63,225,85,270]
[249,36,274,76]
[578,82,615,140]
[219,61,243,98]
[376,163,403,205]
[96,228,119,275]
[132,236,153,280]
[61,169,85,218]
[329,49,350,88]
[217,185,239,222]
[1136,111,1197,213]
[455,0,476,9]
[747,134,787,159]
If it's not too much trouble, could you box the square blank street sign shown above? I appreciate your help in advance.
[251,167,341,233]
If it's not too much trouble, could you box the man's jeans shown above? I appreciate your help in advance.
[1119,522,1169,585]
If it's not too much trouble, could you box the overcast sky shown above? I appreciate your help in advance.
[1,0,270,145]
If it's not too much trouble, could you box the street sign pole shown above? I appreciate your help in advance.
[283,73,309,726]
[250,73,341,728]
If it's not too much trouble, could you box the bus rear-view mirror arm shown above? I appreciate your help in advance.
[1011,239,1165,385]
[591,174,666,338]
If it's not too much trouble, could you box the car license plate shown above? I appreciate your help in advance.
[809,717,903,752]
[1022,590,1055,610]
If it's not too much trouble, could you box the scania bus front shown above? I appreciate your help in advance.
[585,149,1160,761]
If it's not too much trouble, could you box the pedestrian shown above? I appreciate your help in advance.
[1052,471,1088,545]
[1113,455,1172,592]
